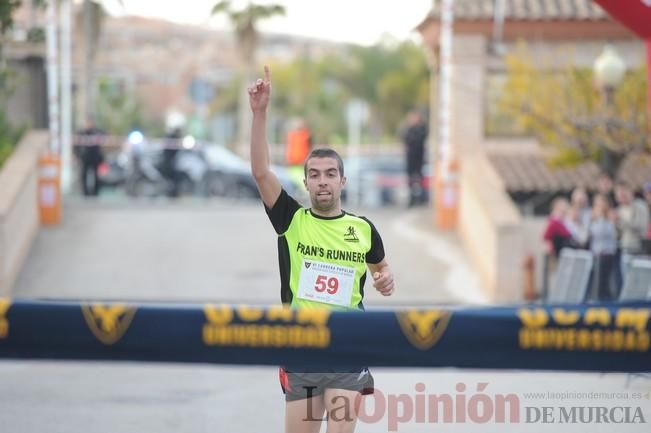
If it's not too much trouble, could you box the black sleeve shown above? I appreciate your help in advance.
[361,217,385,264]
[264,189,302,234]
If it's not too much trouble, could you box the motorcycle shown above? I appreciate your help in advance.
[120,132,208,198]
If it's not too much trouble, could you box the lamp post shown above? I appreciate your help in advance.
[593,44,626,105]
[434,0,459,230]
[593,44,626,176]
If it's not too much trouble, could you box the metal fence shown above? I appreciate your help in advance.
[544,249,651,303]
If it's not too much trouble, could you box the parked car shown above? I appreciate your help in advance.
[98,134,306,201]
[342,153,431,208]
[202,144,306,202]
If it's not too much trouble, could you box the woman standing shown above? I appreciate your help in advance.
[588,194,618,301]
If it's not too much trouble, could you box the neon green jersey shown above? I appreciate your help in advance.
[265,190,385,310]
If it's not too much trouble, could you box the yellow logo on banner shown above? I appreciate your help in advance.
[396,310,452,350]
[0,298,10,339]
[518,307,651,352]
[81,304,137,345]
[202,304,331,348]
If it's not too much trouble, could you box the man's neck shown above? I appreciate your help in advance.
[311,205,343,218]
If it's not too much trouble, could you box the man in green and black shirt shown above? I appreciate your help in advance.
[248,66,395,433]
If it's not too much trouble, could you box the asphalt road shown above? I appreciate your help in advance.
[2,197,648,432]
[12,197,484,306]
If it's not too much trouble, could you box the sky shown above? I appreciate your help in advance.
[101,0,433,46]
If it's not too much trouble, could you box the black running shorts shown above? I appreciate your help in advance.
[279,367,375,402]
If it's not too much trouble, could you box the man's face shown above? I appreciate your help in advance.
[407,111,421,126]
[571,189,588,208]
[615,186,632,205]
[304,157,346,213]
[597,175,613,193]
[553,199,568,218]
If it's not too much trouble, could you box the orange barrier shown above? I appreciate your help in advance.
[434,159,459,230]
[38,153,62,225]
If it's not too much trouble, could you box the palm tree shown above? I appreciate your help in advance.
[211,0,285,154]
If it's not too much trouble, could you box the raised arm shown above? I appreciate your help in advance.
[249,65,282,208]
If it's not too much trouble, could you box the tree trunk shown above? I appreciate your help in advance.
[236,63,252,157]
[234,25,257,157]
[76,0,101,125]
[598,147,624,179]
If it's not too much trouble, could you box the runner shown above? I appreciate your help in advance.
[248,66,395,433]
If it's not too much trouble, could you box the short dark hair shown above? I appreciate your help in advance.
[615,180,631,190]
[304,148,344,177]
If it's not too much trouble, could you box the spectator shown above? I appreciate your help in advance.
[588,194,618,300]
[162,127,182,198]
[542,197,573,296]
[75,117,105,197]
[644,182,651,254]
[596,172,616,207]
[565,187,591,248]
[543,197,573,259]
[614,181,650,284]
[401,110,428,208]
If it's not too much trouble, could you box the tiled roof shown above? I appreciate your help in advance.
[488,152,651,193]
[429,0,608,21]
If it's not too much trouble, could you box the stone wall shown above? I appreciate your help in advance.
[459,155,525,302]
[0,131,47,296]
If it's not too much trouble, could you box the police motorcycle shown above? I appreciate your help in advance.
[121,130,166,197]
[119,131,207,198]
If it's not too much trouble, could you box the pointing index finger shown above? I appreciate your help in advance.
[264,65,271,84]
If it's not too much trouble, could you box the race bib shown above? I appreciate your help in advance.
[297,259,356,307]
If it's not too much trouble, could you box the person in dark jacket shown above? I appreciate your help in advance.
[161,127,183,198]
[75,118,105,196]
[401,110,428,207]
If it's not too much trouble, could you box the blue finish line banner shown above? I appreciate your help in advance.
[0,299,649,372]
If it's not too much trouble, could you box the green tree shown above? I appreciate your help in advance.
[0,0,23,93]
[320,40,430,142]
[210,40,430,148]
[0,0,24,167]
[268,58,348,145]
[95,78,147,135]
[376,42,430,137]
[211,0,285,152]
[0,0,21,67]
[498,45,649,176]
[0,109,26,167]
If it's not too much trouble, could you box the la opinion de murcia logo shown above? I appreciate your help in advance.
[81,303,137,345]
[396,310,452,350]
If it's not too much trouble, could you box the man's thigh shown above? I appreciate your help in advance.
[323,388,364,433]
[285,395,325,433]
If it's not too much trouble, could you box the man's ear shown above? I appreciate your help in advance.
[341,176,347,187]
[303,178,308,190]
